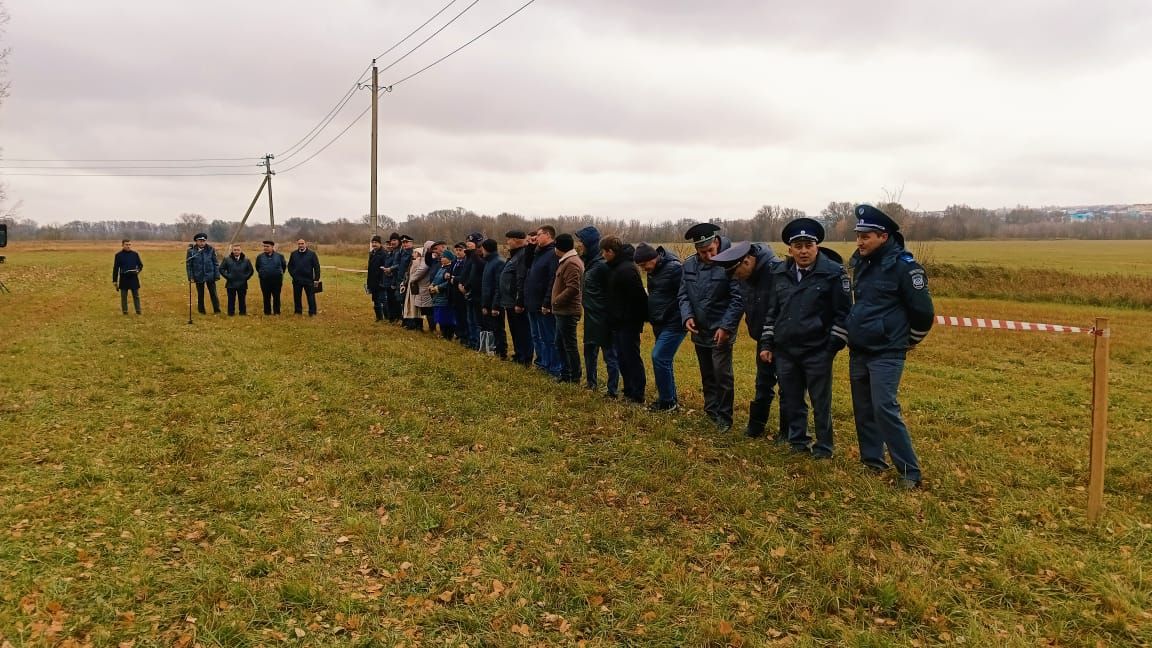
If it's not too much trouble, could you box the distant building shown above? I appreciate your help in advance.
[1068,211,1097,223]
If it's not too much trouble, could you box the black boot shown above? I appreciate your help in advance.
[746,400,768,438]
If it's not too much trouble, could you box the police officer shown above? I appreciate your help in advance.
[846,205,934,489]
[185,233,221,315]
[710,239,782,440]
[758,218,851,458]
[677,223,744,432]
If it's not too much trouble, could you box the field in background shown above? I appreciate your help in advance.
[1,242,1150,646]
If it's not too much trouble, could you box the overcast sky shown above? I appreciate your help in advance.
[2,0,1150,225]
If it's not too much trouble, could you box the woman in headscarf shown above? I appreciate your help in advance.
[401,244,427,330]
[429,249,458,341]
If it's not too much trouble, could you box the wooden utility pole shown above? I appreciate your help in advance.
[263,153,276,235]
[370,60,379,235]
[1087,317,1111,523]
[226,154,275,249]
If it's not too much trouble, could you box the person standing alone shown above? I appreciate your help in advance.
[288,238,321,316]
[112,239,143,315]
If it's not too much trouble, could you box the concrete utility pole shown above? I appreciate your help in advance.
[370,59,379,235]
[263,153,276,235]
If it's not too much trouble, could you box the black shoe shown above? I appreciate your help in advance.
[789,445,812,455]
[647,400,679,413]
[714,420,733,433]
[811,452,833,460]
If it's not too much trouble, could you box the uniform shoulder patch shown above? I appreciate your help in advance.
[900,252,915,263]
[910,272,927,290]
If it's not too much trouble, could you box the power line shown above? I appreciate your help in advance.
[388,0,538,89]
[275,0,466,163]
[0,171,262,177]
[0,162,261,170]
[376,0,480,76]
[278,0,540,176]
[1,156,261,163]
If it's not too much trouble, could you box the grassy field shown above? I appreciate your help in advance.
[1,240,1150,647]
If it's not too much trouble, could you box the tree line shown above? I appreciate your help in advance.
[3,201,1150,244]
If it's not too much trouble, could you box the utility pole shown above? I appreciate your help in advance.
[370,59,379,236]
[263,153,276,235]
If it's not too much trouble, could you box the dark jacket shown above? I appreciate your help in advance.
[728,244,780,341]
[577,226,612,346]
[112,250,143,290]
[255,251,287,279]
[677,237,744,347]
[185,244,220,283]
[845,239,935,354]
[287,248,321,285]
[644,246,684,332]
[499,245,528,309]
[482,252,506,310]
[461,250,487,304]
[514,243,536,308]
[606,244,648,330]
[524,242,559,311]
[760,250,851,355]
[368,247,388,289]
[389,247,413,290]
[219,253,255,290]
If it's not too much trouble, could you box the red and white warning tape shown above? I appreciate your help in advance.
[935,315,1095,334]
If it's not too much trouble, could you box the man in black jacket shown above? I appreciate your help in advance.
[112,239,143,315]
[524,226,561,377]
[255,240,287,315]
[384,234,410,322]
[287,238,321,316]
[636,243,685,411]
[756,219,851,457]
[220,244,255,316]
[480,238,508,358]
[500,230,533,365]
[459,232,487,350]
[576,226,619,398]
[602,236,648,404]
[367,235,389,321]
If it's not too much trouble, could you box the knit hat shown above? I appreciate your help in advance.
[633,242,659,263]
[555,233,575,252]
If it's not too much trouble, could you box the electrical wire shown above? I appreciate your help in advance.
[376,0,480,76]
[279,0,540,176]
[388,0,538,89]
[1,156,261,163]
[275,0,465,163]
[0,171,262,177]
[0,162,261,170]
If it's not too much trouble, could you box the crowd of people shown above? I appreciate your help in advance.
[362,205,935,489]
[110,205,935,488]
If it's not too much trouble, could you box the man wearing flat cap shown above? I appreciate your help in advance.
[710,238,783,441]
[185,233,221,315]
[758,218,851,457]
[677,223,744,432]
[846,204,935,489]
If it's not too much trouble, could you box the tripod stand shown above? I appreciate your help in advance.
[0,255,9,293]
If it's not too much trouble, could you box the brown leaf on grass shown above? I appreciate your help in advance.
[770,546,787,558]
[717,620,734,635]
[437,590,454,603]
[294,627,306,638]
[510,624,531,637]
[588,594,604,607]
[490,579,506,596]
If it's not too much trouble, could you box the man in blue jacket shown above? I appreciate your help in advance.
[636,243,684,412]
[367,235,389,321]
[255,240,287,315]
[846,205,935,489]
[384,234,411,323]
[524,226,561,377]
[185,233,221,315]
[287,238,321,316]
[677,223,744,432]
[757,219,851,457]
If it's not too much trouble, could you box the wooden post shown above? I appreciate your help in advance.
[370,60,379,236]
[1087,317,1110,523]
[267,172,275,236]
[226,175,269,249]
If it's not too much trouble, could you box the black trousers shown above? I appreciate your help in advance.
[293,281,317,315]
[777,350,835,455]
[748,353,783,439]
[507,309,533,365]
[694,341,735,426]
[196,281,221,314]
[260,276,282,314]
[385,288,401,321]
[554,314,582,383]
[613,324,646,403]
[226,286,248,315]
[372,288,388,320]
[486,309,509,358]
[119,287,141,314]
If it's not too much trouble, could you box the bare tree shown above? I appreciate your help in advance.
[177,213,207,241]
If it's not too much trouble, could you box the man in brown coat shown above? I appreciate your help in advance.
[551,233,585,383]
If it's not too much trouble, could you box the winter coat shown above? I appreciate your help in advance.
[498,245,527,309]
[461,250,487,304]
[390,247,413,290]
[644,246,684,332]
[726,244,780,341]
[576,227,611,346]
[482,252,506,310]
[760,250,851,356]
[845,239,935,354]
[523,242,559,311]
[551,250,585,316]
[219,253,255,290]
[677,237,744,347]
[606,244,648,330]
[430,263,453,307]
[287,248,321,286]
[112,250,143,290]
[367,247,389,289]
[255,251,286,279]
[408,241,436,309]
[186,244,220,283]
[401,247,425,319]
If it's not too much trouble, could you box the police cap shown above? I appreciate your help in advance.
[710,240,752,271]
[782,218,825,244]
[854,205,900,234]
[684,222,721,248]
